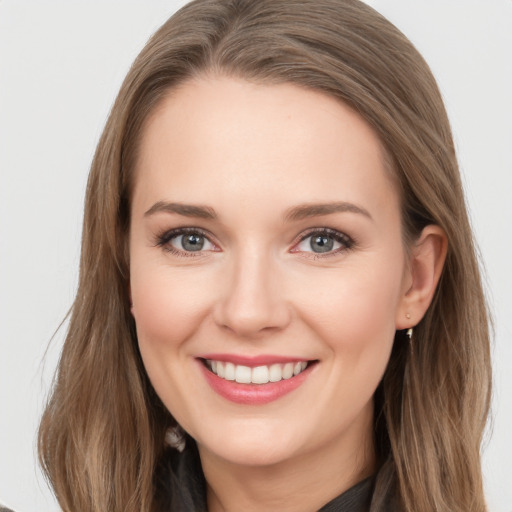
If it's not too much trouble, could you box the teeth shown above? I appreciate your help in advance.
[235,365,251,383]
[252,365,269,384]
[269,364,282,382]
[206,360,310,384]
[282,362,294,379]
[224,362,236,381]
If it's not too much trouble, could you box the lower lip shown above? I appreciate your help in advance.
[199,361,315,405]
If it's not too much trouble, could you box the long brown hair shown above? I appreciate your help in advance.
[38,1,492,510]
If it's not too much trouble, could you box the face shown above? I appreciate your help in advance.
[129,76,411,470]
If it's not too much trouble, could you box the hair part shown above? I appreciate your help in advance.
[38,1,491,511]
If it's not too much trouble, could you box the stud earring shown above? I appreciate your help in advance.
[405,313,411,319]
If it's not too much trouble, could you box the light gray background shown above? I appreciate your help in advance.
[1,1,511,511]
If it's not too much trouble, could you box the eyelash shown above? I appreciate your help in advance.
[154,227,217,257]
[291,228,355,259]
[154,227,355,259]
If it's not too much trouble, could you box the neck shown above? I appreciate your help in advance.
[199,407,376,512]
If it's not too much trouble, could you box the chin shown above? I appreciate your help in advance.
[193,421,309,468]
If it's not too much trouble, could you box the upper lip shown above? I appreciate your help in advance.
[198,353,314,367]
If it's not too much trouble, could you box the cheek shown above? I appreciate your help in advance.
[129,261,218,420]
[293,256,404,358]
[290,257,404,429]
[130,261,215,355]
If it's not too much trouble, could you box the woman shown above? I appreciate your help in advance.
[38,0,492,511]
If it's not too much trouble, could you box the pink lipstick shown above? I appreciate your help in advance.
[197,355,316,405]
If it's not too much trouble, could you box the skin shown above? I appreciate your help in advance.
[129,76,446,512]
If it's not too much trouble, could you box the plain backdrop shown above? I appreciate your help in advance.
[1,1,511,511]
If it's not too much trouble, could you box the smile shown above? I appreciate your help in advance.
[205,359,309,384]
[198,356,317,405]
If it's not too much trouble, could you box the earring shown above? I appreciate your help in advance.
[405,313,411,319]
[406,327,414,358]
[165,424,186,452]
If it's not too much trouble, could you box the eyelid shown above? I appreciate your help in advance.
[154,226,220,256]
[154,226,355,258]
[290,227,355,257]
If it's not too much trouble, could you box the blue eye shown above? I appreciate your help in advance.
[157,228,215,254]
[171,233,213,252]
[156,227,353,257]
[295,229,353,255]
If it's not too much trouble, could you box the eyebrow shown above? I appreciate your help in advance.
[144,200,372,222]
[144,201,217,219]
[284,201,372,222]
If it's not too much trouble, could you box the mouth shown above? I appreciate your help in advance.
[203,359,310,384]
[198,356,318,405]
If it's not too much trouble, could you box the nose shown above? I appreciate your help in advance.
[213,251,292,338]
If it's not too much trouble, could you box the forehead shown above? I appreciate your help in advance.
[132,76,399,221]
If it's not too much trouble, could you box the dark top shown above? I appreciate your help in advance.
[0,480,377,512]
[0,479,384,512]
[319,476,374,511]
[0,442,395,512]
[155,437,398,511]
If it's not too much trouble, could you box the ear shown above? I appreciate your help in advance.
[395,225,448,330]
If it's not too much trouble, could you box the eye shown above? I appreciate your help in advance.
[156,228,217,255]
[171,232,213,252]
[293,229,354,255]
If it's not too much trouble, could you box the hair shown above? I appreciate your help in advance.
[38,1,492,511]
